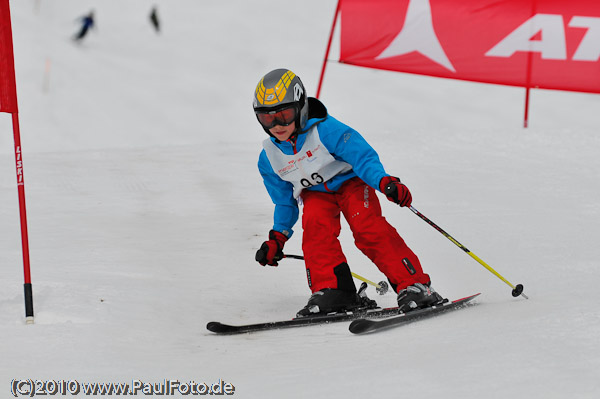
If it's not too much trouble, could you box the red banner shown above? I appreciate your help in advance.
[0,0,18,113]
[339,0,600,93]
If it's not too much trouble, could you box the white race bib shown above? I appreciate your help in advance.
[263,126,352,198]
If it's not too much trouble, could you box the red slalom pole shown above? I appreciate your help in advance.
[523,0,537,128]
[1,0,34,324]
[316,0,341,99]
[12,113,34,324]
[523,86,530,128]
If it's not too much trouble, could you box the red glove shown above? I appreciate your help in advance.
[380,176,412,207]
[255,230,288,266]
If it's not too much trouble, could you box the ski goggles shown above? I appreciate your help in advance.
[255,106,297,129]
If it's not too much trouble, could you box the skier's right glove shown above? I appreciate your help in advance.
[380,176,412,207]
[255,230,288,266]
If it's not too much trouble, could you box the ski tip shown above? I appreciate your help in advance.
[452,293,481,303]
[206,321,233,334]
[348,319,374,335]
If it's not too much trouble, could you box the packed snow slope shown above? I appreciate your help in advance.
[1,1,599,398]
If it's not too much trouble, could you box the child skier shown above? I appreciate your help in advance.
[253,69,443,317]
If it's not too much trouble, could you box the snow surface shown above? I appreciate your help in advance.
[1,0,599,398]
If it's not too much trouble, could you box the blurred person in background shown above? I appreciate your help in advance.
[73,10,95,42]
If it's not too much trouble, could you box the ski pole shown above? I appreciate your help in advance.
[408,206,528,299]
[282,254,390,295]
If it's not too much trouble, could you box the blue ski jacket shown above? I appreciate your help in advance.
[258,98,390,238]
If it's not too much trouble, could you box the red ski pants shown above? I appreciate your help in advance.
[301,178,430,293]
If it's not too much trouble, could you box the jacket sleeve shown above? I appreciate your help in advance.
[258,150,299,238]
[318,116,389,191]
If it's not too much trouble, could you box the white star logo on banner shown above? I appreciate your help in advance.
[376,0,456,72]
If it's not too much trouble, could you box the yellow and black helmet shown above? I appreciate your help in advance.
[253,69,308,134]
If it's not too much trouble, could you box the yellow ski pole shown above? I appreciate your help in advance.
[408,206,528,299]
[283,254,390,295]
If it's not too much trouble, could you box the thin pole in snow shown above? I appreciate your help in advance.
[316,0,341,99]
[43,57,51,93]
[523,86,530,128]
[1,0,34,324]
[523,0,537,128]
[12,113,34,324]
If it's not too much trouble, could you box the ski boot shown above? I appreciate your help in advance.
[296,283,378,317]
[397,282,444,312]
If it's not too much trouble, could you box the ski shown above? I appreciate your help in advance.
[206,293,479,334]
[348,293,480,334]
[207,305,412,335]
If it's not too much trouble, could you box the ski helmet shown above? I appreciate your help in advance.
[253,69,308,135]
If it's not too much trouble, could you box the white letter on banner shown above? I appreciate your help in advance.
[486,14,567,60]
[569,16,600,61]
[375,0,456,72]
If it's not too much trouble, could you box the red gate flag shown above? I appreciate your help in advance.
[339,0,600,94]
[0,0,17,112]
[0,0,33,323]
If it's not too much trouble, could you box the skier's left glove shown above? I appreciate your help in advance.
[255,230,288,266]
[380,176,412,207]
